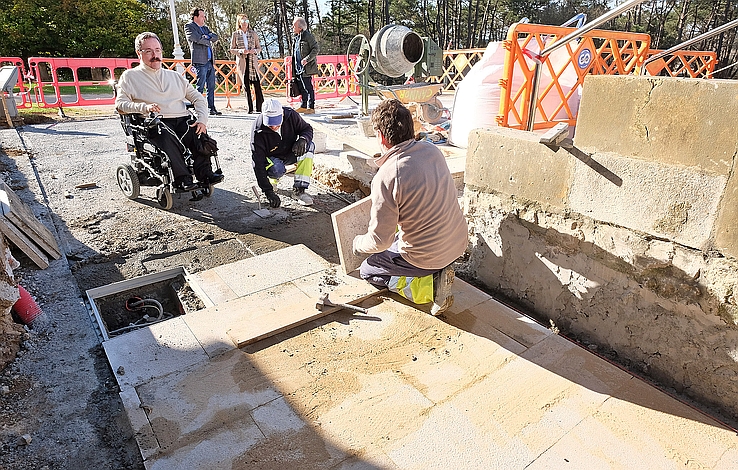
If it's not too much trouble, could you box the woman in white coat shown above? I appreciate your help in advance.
[230,14,264,113]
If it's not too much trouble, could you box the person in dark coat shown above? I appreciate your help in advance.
[291,16,319,114]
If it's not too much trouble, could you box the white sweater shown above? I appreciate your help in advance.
[353,138,468,270]
[115,63,208,123]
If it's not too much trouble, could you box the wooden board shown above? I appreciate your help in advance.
[331,197,372,275]
[0,182,61,259]
[0,217,49,269]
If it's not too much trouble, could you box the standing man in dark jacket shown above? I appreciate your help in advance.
[250,98,315,206]
[291,17,319,114]
[185,7,221,115]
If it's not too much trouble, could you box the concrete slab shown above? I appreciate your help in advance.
[184,282,309,357]
[103,317,209,390]
[107,247,738,469]
[331,197,372,275]
[207,244,331,297]
[186,269,238,307]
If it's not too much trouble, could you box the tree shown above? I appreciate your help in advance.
[0,0,170,59]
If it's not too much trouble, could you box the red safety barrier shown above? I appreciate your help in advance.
[27,57,139,108]
[285,55,360,103]
[0,57,33,108]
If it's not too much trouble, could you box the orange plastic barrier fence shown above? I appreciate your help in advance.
[17,55,357,110]
[284,54,360,104]
[0,57,33,108]
[643,50,717,78]
[28,57,139,108]
[497,23,651,130]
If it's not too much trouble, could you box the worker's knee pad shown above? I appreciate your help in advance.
[266,157,286,179]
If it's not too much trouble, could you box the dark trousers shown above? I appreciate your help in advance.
[244,56,264,113]
[148,117,212,182]
[296,74,315,109]
[194,61,216,111]
[359,239,438,288]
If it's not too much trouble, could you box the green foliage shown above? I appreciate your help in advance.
[0,0,170,59]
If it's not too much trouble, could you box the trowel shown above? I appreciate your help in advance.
[251,185,273,218]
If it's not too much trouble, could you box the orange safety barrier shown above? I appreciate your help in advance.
[0,57,33,108]
[497,23,651,130]
[28,57,139,108]
[643,50,717,78]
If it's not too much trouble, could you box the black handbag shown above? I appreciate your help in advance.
[195,133,218,156]
[289,77,302,97]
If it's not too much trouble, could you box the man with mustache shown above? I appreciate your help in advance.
[115,32,224,190]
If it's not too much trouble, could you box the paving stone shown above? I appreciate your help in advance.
[103,317,209,389]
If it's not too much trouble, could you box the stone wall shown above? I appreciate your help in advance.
[0,235,21,370]
[461,75,738,418]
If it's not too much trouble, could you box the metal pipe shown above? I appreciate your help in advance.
[525,0,648,130]
[641,18,738,75]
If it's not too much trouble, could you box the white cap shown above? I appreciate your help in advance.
[262,98,283,127]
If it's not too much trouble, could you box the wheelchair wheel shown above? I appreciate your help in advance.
[156,187,173,210]
[116,164,140,199]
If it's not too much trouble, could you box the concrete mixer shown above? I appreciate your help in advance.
[347,25,444,122]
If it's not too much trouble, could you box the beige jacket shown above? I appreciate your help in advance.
[115,63,208,124]
[353,139,468,270]
[229,28,261,85]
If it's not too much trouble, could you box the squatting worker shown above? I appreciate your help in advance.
[291,16,319,114]
[250,98,315,207]
[115,32,224,190]
[352,99,468,316]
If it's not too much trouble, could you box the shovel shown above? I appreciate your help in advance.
[251,185,273,218]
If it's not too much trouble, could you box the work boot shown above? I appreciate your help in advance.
[292,187,313,206]
[295,107,308,113]
[430,265,455,316]
[304,108,315,114]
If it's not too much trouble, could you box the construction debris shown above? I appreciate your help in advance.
[0,182,61,269]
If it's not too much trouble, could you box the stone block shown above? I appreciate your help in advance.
[575,75,738,176]
[715,171,738,260]
[569,151,726,250]
[331,196,372,275]
[465,127,572,209]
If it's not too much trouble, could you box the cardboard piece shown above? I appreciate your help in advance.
[331,197,372,275]
[0,183,61,259]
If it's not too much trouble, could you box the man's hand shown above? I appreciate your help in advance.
[292,136,308,156]
[265,190,281,208]
[145,103,161,114]
[190,121,207,135]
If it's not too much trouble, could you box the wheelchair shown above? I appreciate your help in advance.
[115,113,223,210]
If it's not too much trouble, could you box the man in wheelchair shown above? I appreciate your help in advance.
[115,31,224,192]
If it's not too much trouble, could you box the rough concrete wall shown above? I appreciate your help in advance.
[0,235,21,371]
[460,190,738,416]
[461,75,738,418]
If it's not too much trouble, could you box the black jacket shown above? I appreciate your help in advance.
[250,107,313,193]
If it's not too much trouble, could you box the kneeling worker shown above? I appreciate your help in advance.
[352,99,468,315]
[250,98,315,206]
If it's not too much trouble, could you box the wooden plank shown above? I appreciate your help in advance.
[0,182,61,259]
[226,286,385,348]
[0,218,49,269]
[331,197,372,275]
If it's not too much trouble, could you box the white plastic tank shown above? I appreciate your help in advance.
[449,39,582,147]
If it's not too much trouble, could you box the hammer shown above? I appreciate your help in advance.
[316,293,368,314]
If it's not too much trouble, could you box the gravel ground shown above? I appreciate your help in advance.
[0,101,364,469]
